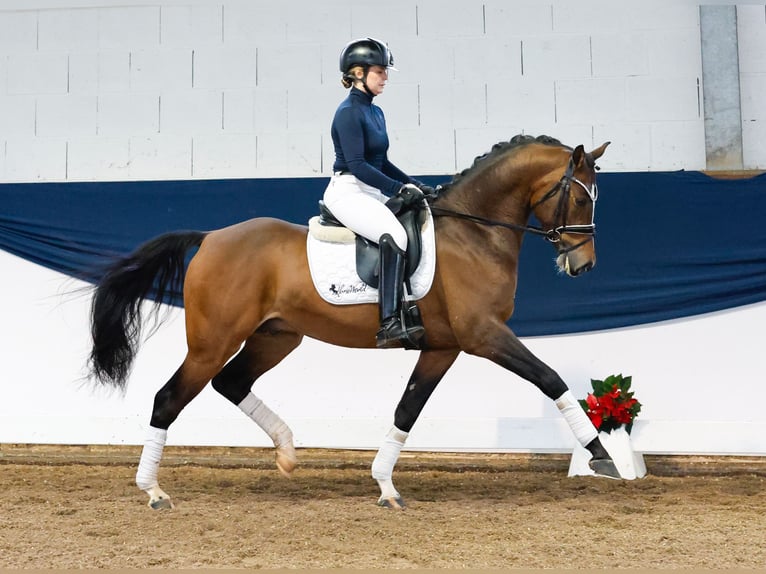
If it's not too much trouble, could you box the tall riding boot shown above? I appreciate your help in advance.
[376,234,425,348]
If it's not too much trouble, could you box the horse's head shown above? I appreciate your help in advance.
[529,141,610,277]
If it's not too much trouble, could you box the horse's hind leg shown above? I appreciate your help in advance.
[211,326,304,477]
[136,349,238,509]
[372,349,460,509]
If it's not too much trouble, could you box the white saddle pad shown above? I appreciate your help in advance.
[306,209,436,305]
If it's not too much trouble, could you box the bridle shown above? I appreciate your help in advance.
[529,156,598,252]
[429,154,598,252]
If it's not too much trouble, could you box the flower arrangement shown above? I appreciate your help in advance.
[579,374,642,434]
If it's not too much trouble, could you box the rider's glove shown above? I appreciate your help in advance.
[416,183,436,198]
[398,183,425,206]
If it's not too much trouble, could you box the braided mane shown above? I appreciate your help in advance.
[438,134,569,194]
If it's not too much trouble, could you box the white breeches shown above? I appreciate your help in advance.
[323,174,408,251]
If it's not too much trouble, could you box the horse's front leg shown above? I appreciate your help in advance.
[372,349,460,509]
[462,320,620,478]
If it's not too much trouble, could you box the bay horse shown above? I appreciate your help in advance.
[88,134,616,510]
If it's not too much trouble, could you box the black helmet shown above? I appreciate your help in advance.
[339,37,395,74]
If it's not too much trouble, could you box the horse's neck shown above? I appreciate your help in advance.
[435,178,525,299]
[466,147,565,217]
[442,163,532,223]
[436,164,531,265]
[432,145,567,290]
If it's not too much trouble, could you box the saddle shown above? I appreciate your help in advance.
[315,195,427,290]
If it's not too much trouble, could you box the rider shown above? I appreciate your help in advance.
[323,37,431,349]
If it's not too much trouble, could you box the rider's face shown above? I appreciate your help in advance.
[362,65,388,96]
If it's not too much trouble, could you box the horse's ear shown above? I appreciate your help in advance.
[572,144,586,167]
[590,141,611,160]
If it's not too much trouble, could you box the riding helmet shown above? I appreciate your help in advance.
[339,37,396,73]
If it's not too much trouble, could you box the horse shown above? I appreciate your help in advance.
[88,134,615,510]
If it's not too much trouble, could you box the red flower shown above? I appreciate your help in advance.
[578,376,642,434]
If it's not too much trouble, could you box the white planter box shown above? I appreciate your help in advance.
[569,426,647,480]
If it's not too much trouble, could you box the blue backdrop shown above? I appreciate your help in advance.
[2,171,765,336]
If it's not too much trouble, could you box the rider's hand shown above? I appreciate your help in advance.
[416,184,436,198]
[398,183,425,206]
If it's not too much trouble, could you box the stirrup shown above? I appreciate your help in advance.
[376,318,425,349]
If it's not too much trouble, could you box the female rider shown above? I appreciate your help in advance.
[323,37,431,348]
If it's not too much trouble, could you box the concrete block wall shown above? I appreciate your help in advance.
[0,1,760,183]
[738,4,766,169]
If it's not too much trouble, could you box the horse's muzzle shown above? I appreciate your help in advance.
[570,260,594,276]
[557,252,595,277]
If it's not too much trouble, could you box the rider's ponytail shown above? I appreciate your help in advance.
[341,66,364,89]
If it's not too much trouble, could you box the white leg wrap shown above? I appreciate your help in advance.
[238,392,293,448]
[372,426,408,481]
[135,426,167,491]
[556,390,598,447]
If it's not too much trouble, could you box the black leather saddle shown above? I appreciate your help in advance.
[316,197,427,289]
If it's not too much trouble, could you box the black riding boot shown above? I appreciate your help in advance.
[376,234,425,348]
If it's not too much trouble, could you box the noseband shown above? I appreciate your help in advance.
[429,154,598,249]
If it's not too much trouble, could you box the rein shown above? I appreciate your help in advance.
[428,156,597,247]
[428,205,567,242]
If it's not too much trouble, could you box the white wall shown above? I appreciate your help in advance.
[1,0,763,183]
[738,4,766,168]
[2,248,764,456]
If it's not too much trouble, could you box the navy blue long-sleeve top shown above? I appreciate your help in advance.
[331,87,415,197]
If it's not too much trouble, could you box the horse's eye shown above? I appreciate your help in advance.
[574,197,587,207]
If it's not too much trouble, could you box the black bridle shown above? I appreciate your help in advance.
[429,156,598,251]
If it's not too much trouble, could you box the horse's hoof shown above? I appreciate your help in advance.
[377,496,407,510]
[589,457,621,479]
[276,445,297,477]
[148,497,174,510]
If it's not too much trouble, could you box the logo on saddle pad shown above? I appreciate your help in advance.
[329,282,369,297]
[306,209,436,305]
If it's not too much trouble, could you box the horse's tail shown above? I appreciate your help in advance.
[88,230,207,391]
